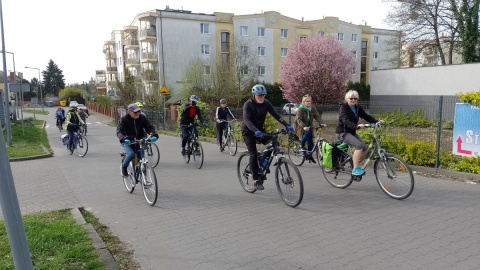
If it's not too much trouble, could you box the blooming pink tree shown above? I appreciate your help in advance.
[280,36,355,104]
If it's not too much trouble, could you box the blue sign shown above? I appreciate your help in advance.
[90,94,95,99]
[453,103,480,157]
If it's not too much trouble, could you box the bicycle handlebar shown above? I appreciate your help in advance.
[362,122,381,128]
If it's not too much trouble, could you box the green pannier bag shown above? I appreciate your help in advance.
[322,141,348,169]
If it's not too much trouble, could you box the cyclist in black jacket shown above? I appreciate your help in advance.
[242,84,293,190]
[117,103,158,176]
[215,98,236,151]
[179,95,206,156]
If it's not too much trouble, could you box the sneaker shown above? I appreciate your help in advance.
[308,156,316,164]
[181,148,186,156]
[352,166,365,176]
[324,168,333,173]
[254,180,264,190]
[121,166,128,177]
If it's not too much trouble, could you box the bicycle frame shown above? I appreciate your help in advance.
[258,130,288,177]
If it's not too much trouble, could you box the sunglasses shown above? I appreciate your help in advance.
[349,98,358,100]
[131,111,140,114]
[303,94,311,98]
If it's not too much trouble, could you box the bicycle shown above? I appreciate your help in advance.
[181,123,204,169]
[319,123,415,200]
[287,126,324,166]
[219,119,237,156]
[237,129,304,208]
[145,141,160,168]
[120,135,158,206]
[55,117,64,131]
[61,125,88,157]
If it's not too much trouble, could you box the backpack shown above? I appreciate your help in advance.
[322,141,348,169]
[55,110,63,118]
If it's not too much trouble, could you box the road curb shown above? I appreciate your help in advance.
[9,144,53,162]
[71,208,118,270]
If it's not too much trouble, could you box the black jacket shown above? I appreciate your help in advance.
[116,114,156,143]
[179,104,204,125]
[215,106,235,121]
[242,97,288,134]
[336,102,377,136]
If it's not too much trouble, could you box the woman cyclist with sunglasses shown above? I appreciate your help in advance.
[336,90,383,176]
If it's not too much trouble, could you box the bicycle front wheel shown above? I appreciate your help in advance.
[76,135,89,157]
[145,142,160,168]
[140,164,158,206]
[374,154,414,200]
[320,151,353,189]
[226,133,237,156]
[287,139,305,166]
[122,162,135,193]
[193,142,204,169]
[236,152,256,193]
[275,158,304,208]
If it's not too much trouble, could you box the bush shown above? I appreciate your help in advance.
[176,101,213,137]
[457,90,480,106]
[375,109,433,127]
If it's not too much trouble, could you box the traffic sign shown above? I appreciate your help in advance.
[160,85,170,95]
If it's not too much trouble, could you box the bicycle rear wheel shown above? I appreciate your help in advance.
[226,133,237,156]
[122,162,135,193]
[275,158,304,208]
[374,154,414,200]
[287,139,305,166]
[76,135,89,157]
[193,142,204,169]
[141,163,158,206]
[236,152,256,193]
[320,151,353,189]
[145,142,160,168]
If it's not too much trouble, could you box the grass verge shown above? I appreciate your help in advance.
[0,210,104,269]
[22,109,50,115]
[80,208,140,270]
[6,119,52,158]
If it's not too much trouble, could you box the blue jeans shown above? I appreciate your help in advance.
[122,144,144,168]
[301,130,314,153]
[67,126,78,150]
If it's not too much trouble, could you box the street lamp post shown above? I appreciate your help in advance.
[25,66,43,113]
[1,50,14,145]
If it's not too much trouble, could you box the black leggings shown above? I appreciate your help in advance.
[242,132,270,181]
[216,122,227,145]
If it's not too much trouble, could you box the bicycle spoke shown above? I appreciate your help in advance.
[275,158,303,208]
[375,155,414,200]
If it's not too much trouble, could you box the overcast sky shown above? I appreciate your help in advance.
[1,0,394,85]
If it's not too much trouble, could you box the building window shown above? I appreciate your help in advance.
[374,36,379,43]
[337,33,344,41]
[258,47,265,56]
[281,29,288,38]
[353,50,357,58]
[352,34,357,42]
[221,32,230,52]
[361,41,368,56]
[319,31,325,37]
[204,65,211,75]
[374,52,378,59]
[201,44,210,55]
[258,66,266,76]
[258,27,265,37]
[241,26,248,36]
[281,48,288,57]
[240,65,248,75]
[300,36,307,42]
[201,23,210,34]
[241,46,248,55]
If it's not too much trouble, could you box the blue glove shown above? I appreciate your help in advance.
[287,126,294,132]
[124,139,131,145]
[255,130,262,137]
[150,136,158,142]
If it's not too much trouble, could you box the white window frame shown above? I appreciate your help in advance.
[337,33,344,41]
[281,29,288,38]
[204,65,211,75]
[241,46,248,55]
[258,47,265,56]
[241,26,248,36]
[241,65,249,75]
[258,27,265,37]
[281,48,288,57]
[258,66,266,76]
[351,34,357,42]
[201,44,210,55]
[374,52,378,59]
[374,36,379,43]
[200,23,210,34]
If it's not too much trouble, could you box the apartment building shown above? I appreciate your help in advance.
[101,8,400,97]
[402,38,463,67]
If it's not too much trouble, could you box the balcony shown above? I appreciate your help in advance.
[126,58,140,67]
[96,82,106,88]
[125,39,139,48]
[105,52,117,59]
[141,52,158,62]
[107,66,118,73]
[139,28,156,40]
[107,81,117,88]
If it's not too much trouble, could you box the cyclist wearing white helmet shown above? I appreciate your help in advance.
[179,95,207,155]
[215,98,236,151]
[242,84,294,190]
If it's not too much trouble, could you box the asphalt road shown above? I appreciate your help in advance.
[7,107,480,270]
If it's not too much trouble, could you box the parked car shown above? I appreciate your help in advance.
[69,101,79,107]
[282,103,299,115]
[77,104,89,115]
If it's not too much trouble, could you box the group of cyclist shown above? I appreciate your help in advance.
[56,104,89,151]
[115,84,383,187]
